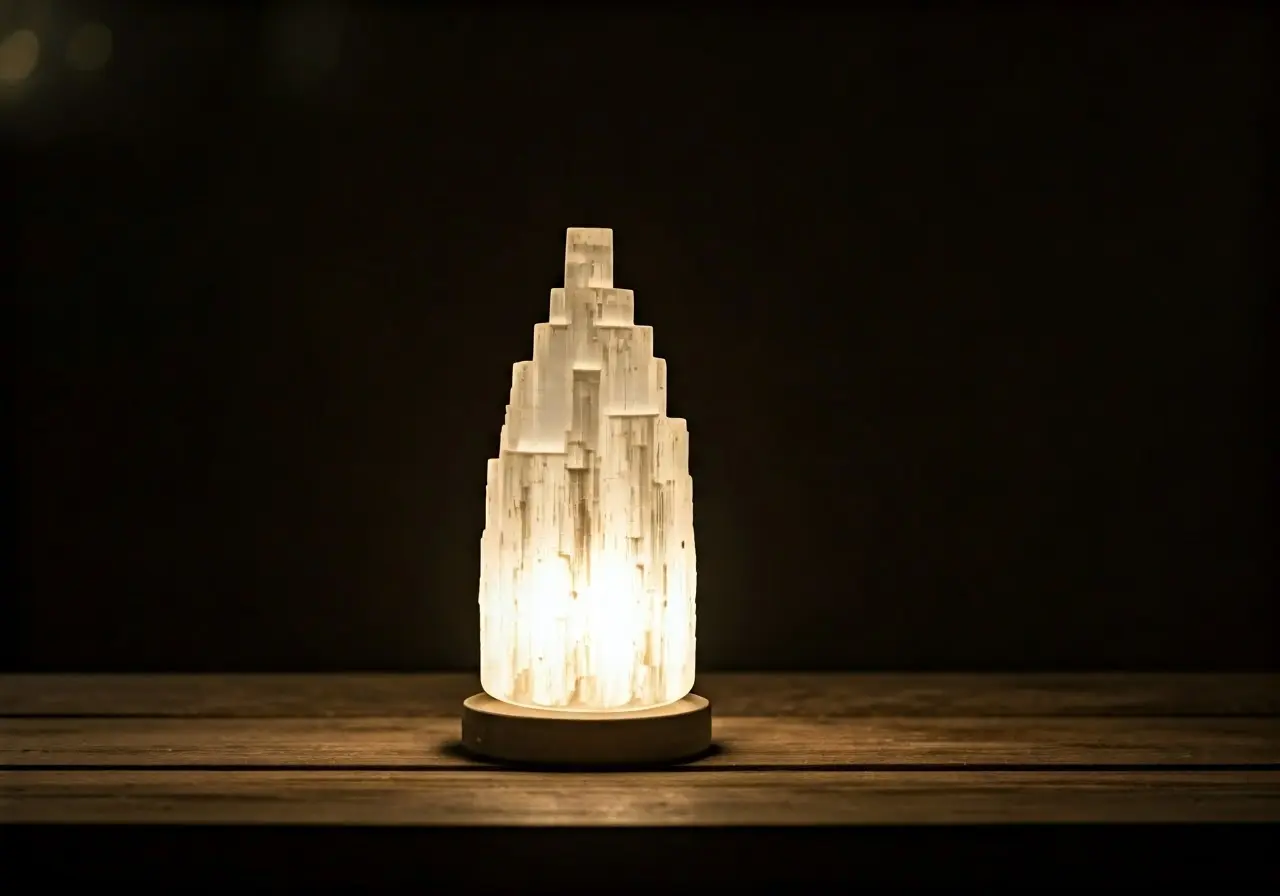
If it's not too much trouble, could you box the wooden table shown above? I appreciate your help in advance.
[3,673,1279,884]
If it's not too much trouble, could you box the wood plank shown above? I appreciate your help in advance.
[702,673,1280,717]
[3,716,1279,768]
[2,673,1278,717]
[0,673,478,718]
[3,769,1279,824]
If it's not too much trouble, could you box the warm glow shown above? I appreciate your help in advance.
[478,228,697,712]
[0,29,39,84]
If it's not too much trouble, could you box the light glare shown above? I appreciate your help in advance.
[0,29,39,84]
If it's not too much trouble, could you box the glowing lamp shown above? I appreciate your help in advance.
[461,227,710,765]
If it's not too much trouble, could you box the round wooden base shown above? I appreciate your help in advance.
[460,692,712,767]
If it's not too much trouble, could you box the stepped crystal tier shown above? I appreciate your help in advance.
[478,227,697,712]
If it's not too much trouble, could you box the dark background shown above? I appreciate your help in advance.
[6,3,1273,672]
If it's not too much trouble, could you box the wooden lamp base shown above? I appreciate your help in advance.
[460,692,712,767]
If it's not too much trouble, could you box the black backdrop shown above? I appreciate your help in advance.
[7,4,1273,671]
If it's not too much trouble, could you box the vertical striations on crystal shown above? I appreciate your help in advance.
[478,227,697,712]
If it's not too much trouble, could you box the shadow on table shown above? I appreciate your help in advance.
[440,739,724,771]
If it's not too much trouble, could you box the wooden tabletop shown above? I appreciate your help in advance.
[3,673,1279,884]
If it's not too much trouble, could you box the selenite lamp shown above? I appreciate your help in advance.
[460,227,710,766]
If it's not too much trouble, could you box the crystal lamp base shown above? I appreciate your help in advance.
[460,692,712,767]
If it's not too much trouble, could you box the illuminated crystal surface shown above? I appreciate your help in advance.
[478,227,697,711]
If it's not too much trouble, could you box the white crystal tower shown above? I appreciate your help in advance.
[478,228,697,712]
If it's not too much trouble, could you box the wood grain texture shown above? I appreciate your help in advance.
[3,672,1278,717]
[4,769,1278,824]
[3,716,1278,768]
[4,674,1278,828]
